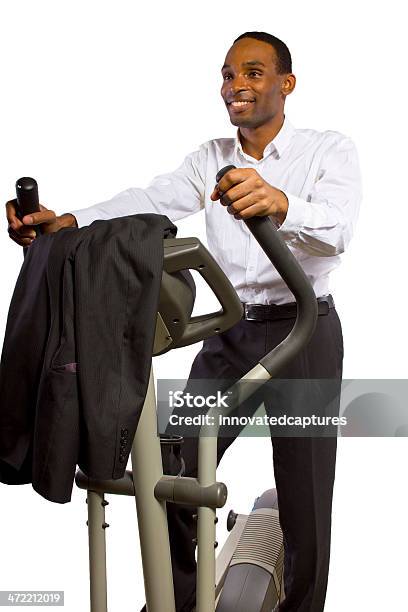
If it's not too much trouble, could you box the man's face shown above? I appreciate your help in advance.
[221,38,289,129]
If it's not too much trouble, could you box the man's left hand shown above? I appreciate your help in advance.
[210,167,288,225]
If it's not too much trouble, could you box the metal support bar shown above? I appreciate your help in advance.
[77,471,227,510]
[87,491,108,612]
[196,436,218,612]
[76,469,134,496]
[155,476,227,508]
[130,365,176,612]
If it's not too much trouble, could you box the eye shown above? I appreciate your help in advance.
[248,71,262,78]
[222,73,233,81]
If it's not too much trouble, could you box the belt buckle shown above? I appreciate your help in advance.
[244,303,260,321]
[319,299,330,315]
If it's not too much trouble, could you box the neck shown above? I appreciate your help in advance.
[238,112,285,160]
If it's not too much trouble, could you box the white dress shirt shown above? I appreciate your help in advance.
[70,117,362,305]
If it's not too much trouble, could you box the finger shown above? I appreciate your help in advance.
[210,187,221,201]
[22,209,56,226]
[218,181,255,207]
[18,226,37,238]
[8,226,34,246]
[5,199,22,230]
[233,202,266,220]
[224,193,256,214]
[217,168,251,195]
[14,236,34,246]
[6,216,36,237]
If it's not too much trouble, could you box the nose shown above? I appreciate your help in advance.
[225,74,249,95]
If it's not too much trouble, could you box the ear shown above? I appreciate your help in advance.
[281,73,296,97]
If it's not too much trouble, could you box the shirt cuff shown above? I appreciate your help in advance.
[276,193,308,240]
[68,207,101,228]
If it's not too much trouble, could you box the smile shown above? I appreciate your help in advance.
[228,100,255,112]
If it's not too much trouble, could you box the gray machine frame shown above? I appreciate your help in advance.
[75,215,318,612]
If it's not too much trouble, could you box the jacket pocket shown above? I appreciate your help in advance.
[48,256,76,371]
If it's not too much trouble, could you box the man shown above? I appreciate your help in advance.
[5,31,361,611]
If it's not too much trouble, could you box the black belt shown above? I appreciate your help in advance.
[242,295,335,321]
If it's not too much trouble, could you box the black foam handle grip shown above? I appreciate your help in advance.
[15,177,40,218]
[15,177,41,219]
[15,177,42,239]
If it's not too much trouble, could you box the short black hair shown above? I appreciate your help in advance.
[233,31,292,74]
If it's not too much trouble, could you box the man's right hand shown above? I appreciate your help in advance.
[5,199,77,247]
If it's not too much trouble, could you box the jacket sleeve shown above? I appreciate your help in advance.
[277,136,362,256]
[70,148,207,228]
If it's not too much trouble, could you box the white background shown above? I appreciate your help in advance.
[1,1,407,610]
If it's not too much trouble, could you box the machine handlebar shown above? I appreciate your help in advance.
[215,165,318,376]
[15,177,42,237]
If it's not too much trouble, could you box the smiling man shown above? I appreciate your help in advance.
[5,32,361,612]
[213,34,294,227]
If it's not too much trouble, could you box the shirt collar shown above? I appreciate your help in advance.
[234,116,295,161]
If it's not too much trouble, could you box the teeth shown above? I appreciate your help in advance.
[231,101,253,106]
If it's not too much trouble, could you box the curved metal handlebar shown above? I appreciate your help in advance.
[216,165,318,376]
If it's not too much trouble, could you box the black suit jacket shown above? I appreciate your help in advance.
[0,214,177,503]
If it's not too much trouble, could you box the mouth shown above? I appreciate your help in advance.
[227,99,255,113]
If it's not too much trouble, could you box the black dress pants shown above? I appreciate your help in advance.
[142,307,343,612]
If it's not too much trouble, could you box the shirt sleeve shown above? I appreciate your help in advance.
[69,147,207,227]
[277,136,362,257]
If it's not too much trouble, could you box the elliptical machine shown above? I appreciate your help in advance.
[16,169,318,612]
